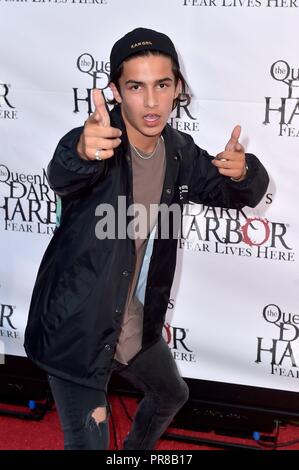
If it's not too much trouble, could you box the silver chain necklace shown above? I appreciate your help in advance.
[130,137,161,160]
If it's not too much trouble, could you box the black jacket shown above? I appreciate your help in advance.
[24,106,269,390]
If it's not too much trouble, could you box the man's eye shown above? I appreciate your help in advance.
[130,85,140,91]
[158,83,168,89]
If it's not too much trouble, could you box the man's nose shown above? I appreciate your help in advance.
[144,89,158,108]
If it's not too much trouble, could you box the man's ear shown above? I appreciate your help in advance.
[110,82,122,103]
[174,79,182,99]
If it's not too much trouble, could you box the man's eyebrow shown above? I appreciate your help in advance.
[124,77,174,86]
[156,77,173,84]
[125,80,143,86]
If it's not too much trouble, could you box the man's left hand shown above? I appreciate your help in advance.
[212,125,247,181]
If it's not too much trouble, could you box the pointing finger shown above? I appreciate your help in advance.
[225,125,242,151]
[92,88,110,127]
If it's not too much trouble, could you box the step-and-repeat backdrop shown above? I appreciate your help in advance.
[1,0,298,392]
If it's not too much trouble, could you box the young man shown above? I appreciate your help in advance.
[24,28,269,450]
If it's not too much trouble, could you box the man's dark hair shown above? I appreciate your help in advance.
[108,50,190,110]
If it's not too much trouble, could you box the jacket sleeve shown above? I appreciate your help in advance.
[187,143,269,209]
[47,127,107,197]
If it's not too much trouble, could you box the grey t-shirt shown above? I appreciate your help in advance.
[114,137,166,364]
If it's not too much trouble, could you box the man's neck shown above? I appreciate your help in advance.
[128,132,161,153]
[121,110,161,153]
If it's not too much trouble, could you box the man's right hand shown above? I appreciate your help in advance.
[77,88,122,161]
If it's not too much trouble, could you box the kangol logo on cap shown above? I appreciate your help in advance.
[131,41,153,49]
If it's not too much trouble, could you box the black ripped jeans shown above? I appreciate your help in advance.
[48,337,189,450]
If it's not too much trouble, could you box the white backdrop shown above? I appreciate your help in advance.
[1,0,298,392]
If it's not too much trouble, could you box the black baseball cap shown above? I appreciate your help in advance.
[110,28,179,77]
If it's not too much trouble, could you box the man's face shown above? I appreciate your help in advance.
[110,54,181,143]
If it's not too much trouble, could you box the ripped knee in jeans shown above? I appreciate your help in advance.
[86,406,107,430]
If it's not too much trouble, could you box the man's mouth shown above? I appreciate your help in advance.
[143,114,160,125]
[143,114,160,122]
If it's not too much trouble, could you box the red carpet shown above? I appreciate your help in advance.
[0,394,299,450]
